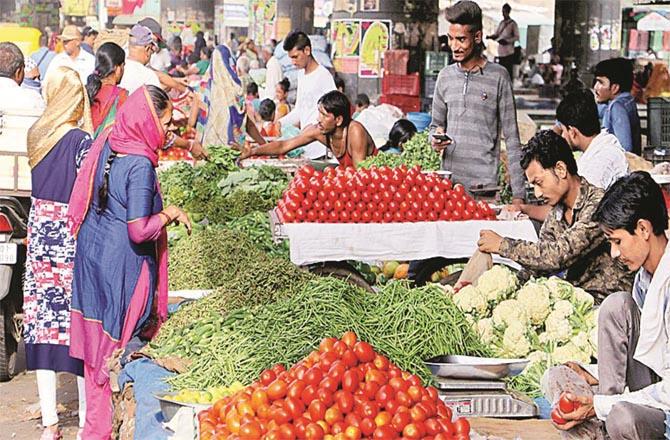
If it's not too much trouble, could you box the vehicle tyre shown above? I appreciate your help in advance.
[0,301,17,381]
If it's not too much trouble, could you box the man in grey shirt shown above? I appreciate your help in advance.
[430,0,525,207]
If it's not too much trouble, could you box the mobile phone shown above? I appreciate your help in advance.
[432,133,452,143]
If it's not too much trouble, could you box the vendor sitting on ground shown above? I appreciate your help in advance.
[239,90,378,167]
[543,172,670,440]
[477,130,633,303]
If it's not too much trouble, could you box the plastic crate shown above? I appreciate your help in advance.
[384,50,409,75]
[379,94,422,114]
[648,97,670,148]
[382,73,421,96]
[424,75,438,99]
[425,51,448,76]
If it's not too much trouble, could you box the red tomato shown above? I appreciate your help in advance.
[305,422,325,440]
[239,421,263,439]
[388,377,408,393]
[373,425,397,439]
[342,369,360,393]
[551,408,567,425]
[372,211,383,223]
[336,391,355,414]
[309,400,327,421]
[317,388,334,407]
[339,210,350,223]
[407,386,423,404]
[353,342,375,363]
[267,379,288,401]
[360,401,380,419]
[288,380,306,401]
[410,405,427,423]
[261,369,277,386]
[385,399,399,416]
[362,380,380,400]
[425,387,439,403]
[284,397,305,420]
[359,417,376,436]
[375,384,394,407]
[325,406,343,425]
[558,393,579,413]
[301,385,319,406]
[344,425,362,440]
[271,406,292,424]
[251,389,269,410]
[453,417,470,436]
[374,411,392,428]
[391,410,411,433]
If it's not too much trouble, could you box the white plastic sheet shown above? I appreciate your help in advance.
[283,220,538,266]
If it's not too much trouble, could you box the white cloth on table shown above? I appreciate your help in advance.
[282,220,538,266]
[279,64,336,159]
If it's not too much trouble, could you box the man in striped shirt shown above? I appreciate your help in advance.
[430,0,525,208]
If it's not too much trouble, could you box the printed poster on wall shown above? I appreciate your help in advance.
[331,20,361,74]
[61,0,91,16]
[250,0,277,44]
[359,20,391,78]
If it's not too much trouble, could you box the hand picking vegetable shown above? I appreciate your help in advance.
[198,332,472,440]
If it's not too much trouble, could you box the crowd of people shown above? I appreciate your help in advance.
[2,0,670,438]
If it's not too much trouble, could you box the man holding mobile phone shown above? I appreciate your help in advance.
[430,0,525,208]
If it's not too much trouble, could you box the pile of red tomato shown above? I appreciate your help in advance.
[158,146,191,162]
[277,165,495,224]
[198,332,471,440]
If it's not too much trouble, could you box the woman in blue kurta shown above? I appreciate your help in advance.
[24,66,92,440]
[68,85,191,439]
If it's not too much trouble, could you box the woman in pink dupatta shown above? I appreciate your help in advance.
[68,85,191,439]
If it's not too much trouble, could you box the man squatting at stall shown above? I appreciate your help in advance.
[477,130,633,303]
[239,90,377,167]
[542,172,670,440]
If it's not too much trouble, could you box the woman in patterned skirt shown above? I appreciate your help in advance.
[24,66,92,440]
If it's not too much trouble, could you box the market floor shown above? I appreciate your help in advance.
[0,344,80,440]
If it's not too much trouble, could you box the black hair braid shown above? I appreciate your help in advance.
[97,151,118,214]
[86,42,126,103]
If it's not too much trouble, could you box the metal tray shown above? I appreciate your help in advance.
[425,355,529,380]
[155,392,210,423]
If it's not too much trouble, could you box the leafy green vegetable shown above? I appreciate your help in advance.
[358,132,441,171]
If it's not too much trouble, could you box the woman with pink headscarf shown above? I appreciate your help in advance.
[68,85,191,438]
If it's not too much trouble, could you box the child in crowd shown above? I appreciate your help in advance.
[275,78,291,121]
[246,82,261,123]
[380,119,417,154]
[258,99,281,138]
[353,93,370,119]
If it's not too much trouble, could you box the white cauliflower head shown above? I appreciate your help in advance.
[492,299,529,328]
[572,331,594,357]
[545,310,573,343]
[542,277,575,300]
[527,350,549,366]
[553,300,574,318]
[572,287,595,308]
[501,321,531,358]
[516,282,551,325]
[476,265,519,302]
[552,342,591,364]
[453,284,488,315]
[475,318,496,344]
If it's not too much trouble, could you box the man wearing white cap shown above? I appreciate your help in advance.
[45,25,95,83]
[119,24,162,94]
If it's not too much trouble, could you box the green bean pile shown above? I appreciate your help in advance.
[153,278,489,391]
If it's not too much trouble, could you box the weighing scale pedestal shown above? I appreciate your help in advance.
[435,377,538,418]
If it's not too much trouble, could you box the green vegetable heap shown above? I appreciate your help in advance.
[358,132,441,171]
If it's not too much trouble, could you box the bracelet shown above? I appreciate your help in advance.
[159,211,173,225]
[188,139,194,152]
[163,132,176,150]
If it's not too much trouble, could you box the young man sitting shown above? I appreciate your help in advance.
[239,91,377,167]
[477,130,633,303]
[593,57,641,155]
[543,171,669,440]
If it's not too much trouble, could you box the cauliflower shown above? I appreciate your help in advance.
[542,277,574,300]
[552,342,591,364]
[589,326,598,354]
[492,299,529,328]
[527,350,549,365]
[501,321,531,358]
[572,331,594,357]
[553,300,574,318]
[572,287,595,307]
[545,310,573,343]
[516,282,551,325]
[475,318,496,344]
[476,265,519,302]
[453,285,488,315]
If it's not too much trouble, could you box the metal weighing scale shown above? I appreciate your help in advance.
[425,355,538,418]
